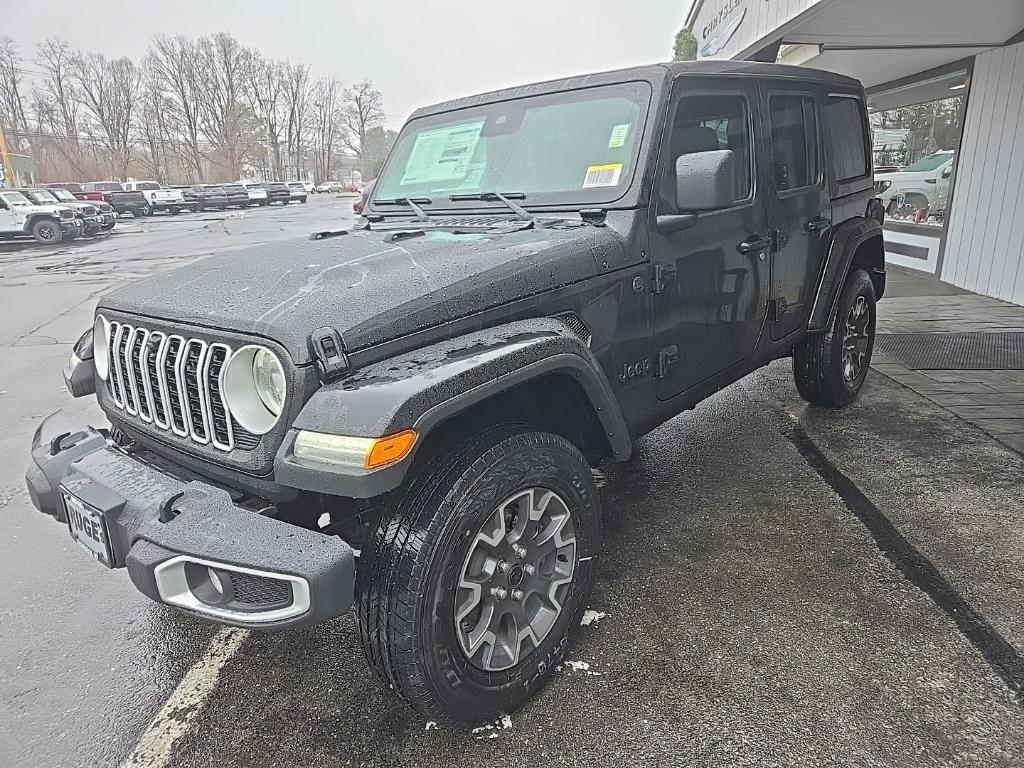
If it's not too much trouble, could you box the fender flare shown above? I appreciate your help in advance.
[275,318,631,498]
[807,216,884,333]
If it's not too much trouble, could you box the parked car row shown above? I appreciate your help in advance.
[43,179,313,217]
[0,189,95,245]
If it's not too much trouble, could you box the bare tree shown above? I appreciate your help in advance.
[283,61,310,180]
[0,37,31,153]
[310,76,342,183]
[34,38,86,176]
[244,50,285,180]
[73,52,142,179]
[195,32,250,180]
[147,35,206,181]
[341,78,386,176]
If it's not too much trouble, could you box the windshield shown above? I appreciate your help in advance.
[0,191,32,207]
[902,152,953,172]
[26,190,58,204]
[374,81,651,210]
[50,189,75,202]
[136,182,160,190]
[91,182,123,191]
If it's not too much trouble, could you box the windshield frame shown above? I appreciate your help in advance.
[48,189,75,202]
[25,189,59,205]
[370,79,657,216]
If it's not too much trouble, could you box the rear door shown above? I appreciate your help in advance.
[761,87,831,340]
[649,78,771,400]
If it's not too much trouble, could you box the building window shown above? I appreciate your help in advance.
[768,94,818,191]
[824,96,869,182]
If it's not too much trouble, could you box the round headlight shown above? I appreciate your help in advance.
[93,314,110,381]
[223,345,286,435]
[253,348,286,415]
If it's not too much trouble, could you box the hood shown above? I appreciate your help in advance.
[98,223,625,364]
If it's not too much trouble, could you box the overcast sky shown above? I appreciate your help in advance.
[6,0,695,128]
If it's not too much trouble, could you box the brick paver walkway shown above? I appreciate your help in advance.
[873,268,1024,455]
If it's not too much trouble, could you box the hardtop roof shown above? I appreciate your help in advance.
[409,61,862,120]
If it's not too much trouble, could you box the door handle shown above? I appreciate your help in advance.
[737,234,771,254]
[805,216,831,232]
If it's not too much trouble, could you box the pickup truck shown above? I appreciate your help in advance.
[121,181,188,215]
[28,61,885,728]
[76,183,148,218]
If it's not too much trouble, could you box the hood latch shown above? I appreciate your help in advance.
[309,327,351,384]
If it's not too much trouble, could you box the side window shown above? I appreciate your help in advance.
[768,94,818,192]
[665,93,752,207]
[823,95,869,181]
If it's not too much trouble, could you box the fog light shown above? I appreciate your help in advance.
[207,567,225,598]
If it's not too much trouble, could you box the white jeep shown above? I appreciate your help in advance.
[0,189,84,244]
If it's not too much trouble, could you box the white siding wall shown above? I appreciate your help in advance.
[942,42,1024,306]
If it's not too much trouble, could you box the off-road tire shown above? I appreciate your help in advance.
[794,268,876,407]
[139,203,151,217]
[356,425,601,727]
[30,218,62,245]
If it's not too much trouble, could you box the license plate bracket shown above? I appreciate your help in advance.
[62,489,114,568]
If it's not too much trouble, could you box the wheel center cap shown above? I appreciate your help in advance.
[507,564,525,587]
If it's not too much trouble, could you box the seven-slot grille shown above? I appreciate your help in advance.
[105,320,258,452]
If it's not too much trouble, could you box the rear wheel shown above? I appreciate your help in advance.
[356,425,601,727]
[793,268,877,407]
[140,203,151,217]
[30,218,62,245]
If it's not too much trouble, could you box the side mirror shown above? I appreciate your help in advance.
[0,199,7,210]
[941,166,952,179]
[675,149,736,212]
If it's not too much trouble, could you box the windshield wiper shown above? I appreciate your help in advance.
[374,197,432,222]
[449,191,534,223]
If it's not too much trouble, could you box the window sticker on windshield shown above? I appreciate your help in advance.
[400,121,485,185]
[608,123,630,148]
[582,163,623,188]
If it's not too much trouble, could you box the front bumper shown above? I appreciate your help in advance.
[60,219,84,237]
[26,412,356,630]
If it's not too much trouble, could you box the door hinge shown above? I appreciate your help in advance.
[769,298,787,322]
[769,229,780,253]
[652,263,676,294]
[655,345,679,379]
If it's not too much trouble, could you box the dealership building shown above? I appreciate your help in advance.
[686,0,1024,306]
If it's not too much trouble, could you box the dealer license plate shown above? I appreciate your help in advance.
[62,490,114,568]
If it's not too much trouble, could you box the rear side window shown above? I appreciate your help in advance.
[823,96,869,181]
[668,93,753,203]
[768,94,818,191]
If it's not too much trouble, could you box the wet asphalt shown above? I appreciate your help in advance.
[2,198,1023,767]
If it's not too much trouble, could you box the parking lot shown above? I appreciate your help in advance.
[2,194,1023,767]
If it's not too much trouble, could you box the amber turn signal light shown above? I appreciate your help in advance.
[365,429,418,470]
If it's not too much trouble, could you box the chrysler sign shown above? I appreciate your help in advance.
[699,0,771,58]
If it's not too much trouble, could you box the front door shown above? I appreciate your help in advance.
[650,80,771,401]
[761,89,831,340]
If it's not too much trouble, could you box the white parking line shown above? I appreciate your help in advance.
[120,627,248,768]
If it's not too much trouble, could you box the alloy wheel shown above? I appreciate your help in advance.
[841,295,872,382]
[455,487,577,672]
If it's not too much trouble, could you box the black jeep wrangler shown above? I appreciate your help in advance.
[27,61,884,727]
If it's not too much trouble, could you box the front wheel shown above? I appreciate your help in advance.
[793,268,877,407]
[356,425,601,727]
[31,219,62,245]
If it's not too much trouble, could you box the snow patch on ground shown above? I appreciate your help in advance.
[559,659,605,676]
[471,714,513,738]
[580,610,608,626]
